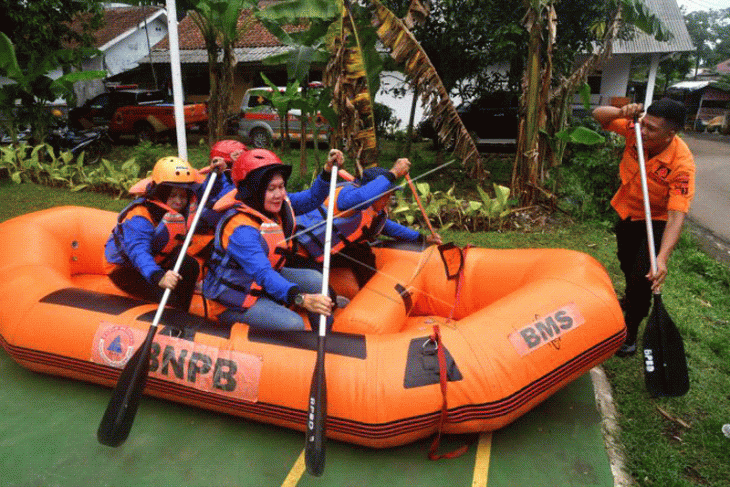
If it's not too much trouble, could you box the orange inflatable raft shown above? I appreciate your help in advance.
[0,206,626,448]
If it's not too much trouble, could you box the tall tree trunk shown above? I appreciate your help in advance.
[404,85,418,157]
[207,44,221,147]
[512,3,543,206]
[218,44,235,140]
[300,114,307,175]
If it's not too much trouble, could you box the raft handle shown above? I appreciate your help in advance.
[422,337,438,354]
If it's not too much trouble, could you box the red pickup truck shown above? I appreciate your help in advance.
[109,101,208,143]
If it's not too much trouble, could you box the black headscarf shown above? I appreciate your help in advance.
[236,164,292,217]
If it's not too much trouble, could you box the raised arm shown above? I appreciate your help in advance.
[593,103,643,126]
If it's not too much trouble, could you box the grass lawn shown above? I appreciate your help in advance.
[1,140,729,486]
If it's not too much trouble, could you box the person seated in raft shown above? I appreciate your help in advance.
[186,140,248,264]
[202,139,248,185]
[104,156,230,311]
[202,148,343,331]
[292,157,443,296]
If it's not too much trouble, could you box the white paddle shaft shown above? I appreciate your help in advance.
[317,164,339,336]
[633,120,658,276]
[150,171,218,329]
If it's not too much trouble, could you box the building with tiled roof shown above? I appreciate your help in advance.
[716,59,730,75]
[110,5,313,111]
[66,5,169,105]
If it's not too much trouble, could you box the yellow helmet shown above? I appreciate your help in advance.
[151,156,197,185]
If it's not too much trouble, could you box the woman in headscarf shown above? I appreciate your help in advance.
[203,148,342,331]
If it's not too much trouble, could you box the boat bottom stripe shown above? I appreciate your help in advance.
[0,330,624,441]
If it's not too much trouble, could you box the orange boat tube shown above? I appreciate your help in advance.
[0,206,625,448]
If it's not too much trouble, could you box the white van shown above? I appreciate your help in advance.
[236,86,331,148]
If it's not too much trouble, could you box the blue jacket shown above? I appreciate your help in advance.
[295,174,421,259]
[204,172,332,306]
[104,172,234,284]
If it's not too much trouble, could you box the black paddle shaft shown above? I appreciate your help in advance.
[97,326,155,446]
[305,335,327,476]
[633,120,689,397]
[642,294,690,397]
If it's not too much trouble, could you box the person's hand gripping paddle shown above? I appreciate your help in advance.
[97,171,219,447]
[634,119,690,397]
[304,151,340,476]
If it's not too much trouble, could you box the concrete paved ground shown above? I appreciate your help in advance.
[682,133,730,263]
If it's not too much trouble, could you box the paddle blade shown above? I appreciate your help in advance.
[304,336,327,477]
[642,294,690,397]
[97,326,156,447]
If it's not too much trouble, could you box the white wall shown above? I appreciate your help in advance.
[103,17,168,76]
[376,71,425,130]
[72,16,168,105]
[599,54,632,98]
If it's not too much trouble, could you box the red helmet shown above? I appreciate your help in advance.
[210,139,247,164]
[231,149,290,186]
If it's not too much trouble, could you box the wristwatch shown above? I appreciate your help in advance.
[294,293,305,306]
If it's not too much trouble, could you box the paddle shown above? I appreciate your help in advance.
[405,172,438,243]
[633,120,689,397]
[97,171,219,447]
[304,155,340,476]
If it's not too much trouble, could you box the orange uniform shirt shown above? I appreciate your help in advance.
[604,118,695,221]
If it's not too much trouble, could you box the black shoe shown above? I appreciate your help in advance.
[615,342,636,358]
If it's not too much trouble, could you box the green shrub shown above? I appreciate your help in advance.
[555,121,624,221]
[392,179,512,232]
[1,141,140,197]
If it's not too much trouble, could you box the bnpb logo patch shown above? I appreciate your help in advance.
[91,321,263,402]
[93,322,136,367]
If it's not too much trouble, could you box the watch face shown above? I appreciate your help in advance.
[295,293,304,305]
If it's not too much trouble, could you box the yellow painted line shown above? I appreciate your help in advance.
[281,449,306,487]
[471,432,493,487]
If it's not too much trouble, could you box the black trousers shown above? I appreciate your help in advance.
[288,242,378,288]
[614,218,666,345]
[109,252,200,311]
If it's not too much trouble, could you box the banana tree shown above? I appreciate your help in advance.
[0,33,105,148]
[256,0,339,171]
[290,85,337,173]
[257,0,479,178]
[190,0,257,145]
[512,0,672,206]
[259,75,302,154]
[327,0,483,178]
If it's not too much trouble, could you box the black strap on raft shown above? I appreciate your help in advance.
[438,242,465,281]
[394,283,413,314]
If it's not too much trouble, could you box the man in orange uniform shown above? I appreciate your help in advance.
[593,99,695,357]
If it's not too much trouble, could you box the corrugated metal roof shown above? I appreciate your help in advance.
[141,46,292,64]
[613,0,694,54]
[669,80,710,91]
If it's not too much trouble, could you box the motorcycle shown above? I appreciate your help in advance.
[1,123,112,165]
[45,123,112,165]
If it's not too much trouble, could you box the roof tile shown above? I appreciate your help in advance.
[69,6,165,49]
